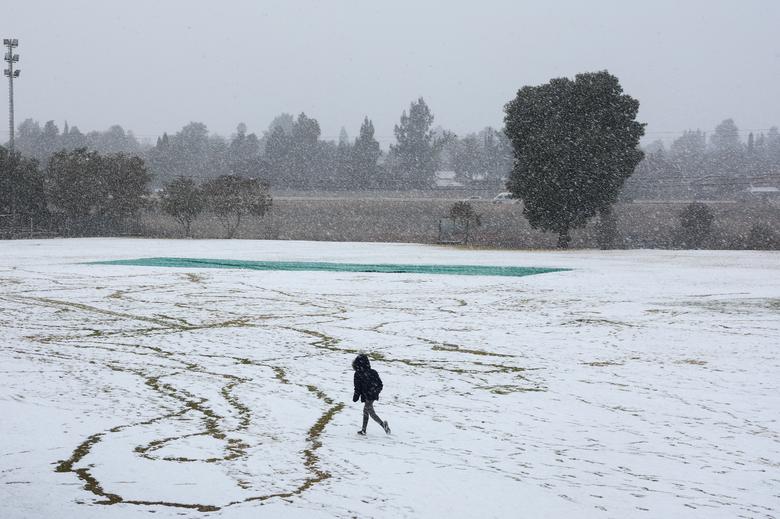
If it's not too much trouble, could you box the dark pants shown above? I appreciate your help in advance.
[362,399,384,431]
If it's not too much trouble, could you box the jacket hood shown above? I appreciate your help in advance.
[352,353,371,371]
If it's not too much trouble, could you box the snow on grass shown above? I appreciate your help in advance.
[1,239,779,518]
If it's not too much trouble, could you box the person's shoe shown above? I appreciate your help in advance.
[382,421,391,434]
[357,430,366,436]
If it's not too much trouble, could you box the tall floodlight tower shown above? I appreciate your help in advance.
[3,38,20,152]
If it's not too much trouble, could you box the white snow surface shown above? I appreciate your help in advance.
[1,238,779,519]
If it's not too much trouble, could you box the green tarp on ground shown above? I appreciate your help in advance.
[90,257,568,278]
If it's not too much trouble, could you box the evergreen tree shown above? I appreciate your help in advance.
[352,117,381,188]
[669,130,706,179]
[504,71,645,248]
[45,148,150,234]
[229,123,261,162]
[765,127,780,179]
[709,119,744,197]
[46,148,105,223]
[336,135,353,188]
[710,119,741,153]
[453,135,483,181]
[338,127,349,146]
[267,113,295,136]
[40,121,60,158]
[145,122,212,185]
[173,122,212,178]
[390,98,439,188]
[0,147,46,218]
[265,126,292,186]
[101,153,151,223]
[289,113,321,188]
[62,125,86,150]
[146,132,175,186]
[480,127,513,183]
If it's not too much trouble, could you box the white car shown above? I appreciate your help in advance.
[492,192,516,204]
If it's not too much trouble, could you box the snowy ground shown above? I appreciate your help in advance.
[1,239,779,519]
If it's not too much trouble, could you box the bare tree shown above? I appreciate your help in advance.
[449,201,481,245]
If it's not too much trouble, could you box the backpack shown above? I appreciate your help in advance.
[369,369,383,397]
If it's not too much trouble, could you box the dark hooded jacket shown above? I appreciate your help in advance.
[352,354,383,402]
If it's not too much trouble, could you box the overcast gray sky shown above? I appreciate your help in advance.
[3,0,779,146]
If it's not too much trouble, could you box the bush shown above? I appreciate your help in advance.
[745,223,780,250]
[596,209,619,249]
[449,201,481,244]
[675,202,713,248]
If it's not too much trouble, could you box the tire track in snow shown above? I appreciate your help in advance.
[4,286,346,512]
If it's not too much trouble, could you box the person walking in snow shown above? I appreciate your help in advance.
[352,353,391,436]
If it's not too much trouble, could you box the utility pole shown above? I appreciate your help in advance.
[3,38,20,152]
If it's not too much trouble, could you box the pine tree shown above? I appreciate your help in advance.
[390,98,439,188]
[265,126,292,186]
[709,119,744,198]
[352,117,381,188]
[290,113,321,189]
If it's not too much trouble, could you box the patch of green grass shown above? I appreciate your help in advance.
[676,358,707,366]
[479,384,545,395]
[583,360,624,367]
[184,273,205,283]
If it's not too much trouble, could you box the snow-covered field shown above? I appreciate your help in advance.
[1,239,778,519]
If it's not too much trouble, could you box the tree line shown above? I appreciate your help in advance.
[4,72,778,247]
[10,99,513,191]
[624,119,780,200]
[1,147,149,235]
[0,146,271,237]
[13,103,777,201]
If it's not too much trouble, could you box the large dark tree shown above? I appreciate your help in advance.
[0,147,47,218]
[46,148,150,234]
[102,153,152,222]
[46,148,106,223]
[504,71,645,247]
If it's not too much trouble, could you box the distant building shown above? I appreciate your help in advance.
[741,186,780,200]
[434,170,463,188]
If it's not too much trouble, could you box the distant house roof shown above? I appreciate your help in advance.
[435,170,456,180]
[434,170,462,187]
[747,186,779,194]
